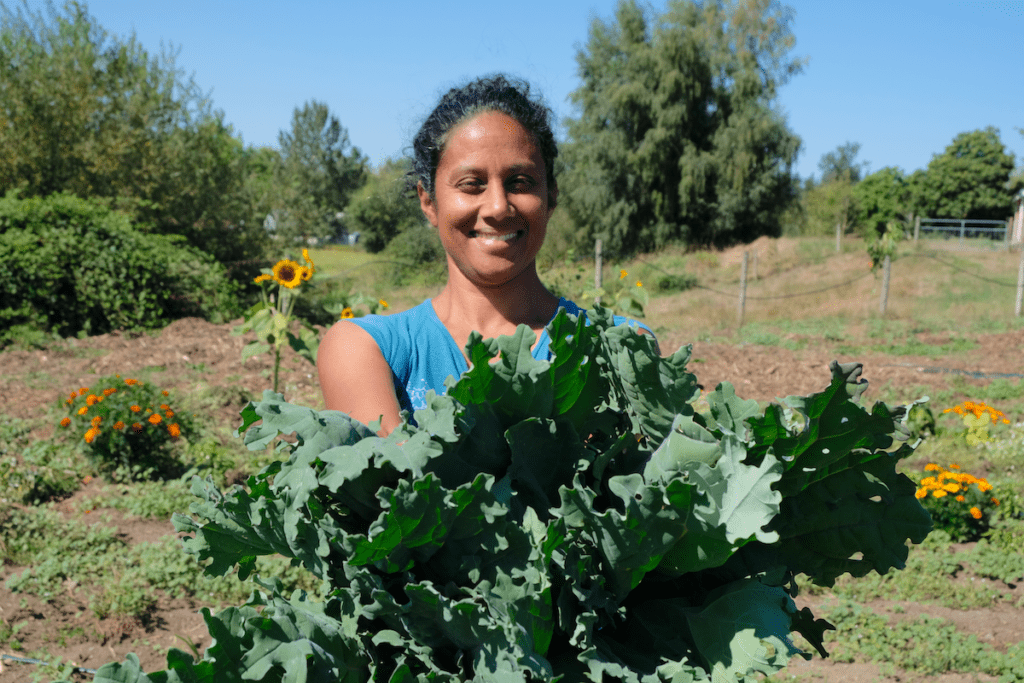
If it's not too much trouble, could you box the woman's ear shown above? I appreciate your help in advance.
[417,182,438,227]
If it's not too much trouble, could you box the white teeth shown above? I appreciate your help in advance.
[475,230,522,243]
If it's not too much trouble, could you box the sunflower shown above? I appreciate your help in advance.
[254,273,273,284]
[301,249,316,278]
[272,259,304,289]
[340,307,355,319]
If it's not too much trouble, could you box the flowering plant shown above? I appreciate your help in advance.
[235,250,321,393]
[324,292,389,320]
[915,462,999,541]
[58,375,190,481]
[583,268,648,317]
[943,400,1011,446]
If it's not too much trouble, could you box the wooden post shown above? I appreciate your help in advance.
[879,254,891,315]
[835,222,841,253]
[594,238,603,304]
[752,251,758,280]
[1016,246,1024,318]
[738,251,749,328]
[959,219,966,244]
[914,216,920,245]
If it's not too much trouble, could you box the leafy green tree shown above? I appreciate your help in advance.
[345,158,423,253]
[800,175,856,237]
[274,100,366,244]
[853,166,907,236]
[0,0,266,267]
[560,0,803,255]
[818,141,868,184]
[910,127,1015,220]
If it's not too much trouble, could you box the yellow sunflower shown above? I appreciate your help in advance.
[340,307,355,319]
[254,273,273,284]
[272,259,304,289]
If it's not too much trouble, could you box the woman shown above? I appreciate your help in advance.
[318,75,652,433]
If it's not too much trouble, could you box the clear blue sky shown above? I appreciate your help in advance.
[21,0,1024,181]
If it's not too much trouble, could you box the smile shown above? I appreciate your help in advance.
[469,229,525,244]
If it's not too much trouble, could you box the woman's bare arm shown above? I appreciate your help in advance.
[317,321,403,435]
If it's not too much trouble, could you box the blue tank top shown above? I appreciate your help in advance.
[350,297,651,415]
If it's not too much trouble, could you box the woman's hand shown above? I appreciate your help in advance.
[317,321,403,435]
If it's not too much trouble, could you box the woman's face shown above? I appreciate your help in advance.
[418,111,556,290]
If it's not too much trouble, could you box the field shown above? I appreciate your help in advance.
[1,237,1022,682]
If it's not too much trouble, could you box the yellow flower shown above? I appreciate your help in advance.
[914,488,927,500]
[78,406,88,416]
[84,427,99,444]
[254,273,273,284]
[924,463,941,472]
[619,269,628,279]
[969,507,982,520]
[272,259,303,289]
[379,299,389,309]
[298,265,312,282]
[341,307,354,319]
[302,248,316,273]
[932,490,947,498]
[636,280,643,288]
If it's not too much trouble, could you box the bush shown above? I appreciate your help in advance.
[0,192,241,345]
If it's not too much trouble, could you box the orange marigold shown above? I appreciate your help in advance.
[60,417,71,427]
[167,423,181,438]
[955,495,965,502]
[125,378,138,386]
[164,410,174,418]
[86,394,100,406]
[79,387,89,394]
[78,406,89,416]
[90,415,102,427]
[131,422,144,433]
[130,405,142,413]
[102,387,117,396]
[84,427,99,443]
[162,390,169,397]
[969,507,983,520]
[159,404,170,411]
[148,413,163,425]
[113,421,125,430]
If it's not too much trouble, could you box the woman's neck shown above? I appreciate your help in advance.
[432,264,559,347]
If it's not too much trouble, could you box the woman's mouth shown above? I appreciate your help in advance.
[469,229,525,244]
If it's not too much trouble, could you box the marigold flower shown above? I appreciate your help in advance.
[914,488,927,499]
[943,482,960,493]
[79,387,89,394]
[113,421,125,430]
[969,507,983,520]
[955,495,965,502]
[86,394,99,406]
[124,378,138,386]
[991,498,1000,506]
[924,463,941,472]
[131,422,144,433]
[130,405,141,413]
[978,481,993,492]
[949,463,960,470]
[379,299,389,309]
[932,490,947,498]
[65,399,72,406]
[84,427,99,444]
[341,307,354,319]
[272,259,303,289]
[162,390,169,396]
[102,387,117,396]
[159,404,170,411]
[60,417,71,427]
[78,406,88,416]
[636,280,643,288]
[90,415,102,427]
[168,423,181,438]
[148,413,163,425]
[619,269,627,279]
[70,391,78,399]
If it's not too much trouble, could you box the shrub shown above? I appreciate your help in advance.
[57,375,193,481]
[0,191,241,345]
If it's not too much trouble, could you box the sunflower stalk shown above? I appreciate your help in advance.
[234,250,320,395]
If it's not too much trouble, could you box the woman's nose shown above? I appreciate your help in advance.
[481,183,513,220]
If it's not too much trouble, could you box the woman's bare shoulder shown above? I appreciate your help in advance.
[317,320,402,433]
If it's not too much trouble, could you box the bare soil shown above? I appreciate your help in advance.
[0,307,1022,681]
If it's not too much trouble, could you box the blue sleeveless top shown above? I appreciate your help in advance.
[351,297,651,415]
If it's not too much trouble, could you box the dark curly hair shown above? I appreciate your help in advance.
[410,74,558,202]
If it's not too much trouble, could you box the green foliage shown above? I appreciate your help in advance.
[961,522,1024,584]
[77,309,931,682]
[853,166,908,236]
[272,100,367,244]
[799,175,857,237]
[0,192,241,344]
[866,221,902,270]
[818,142,867,184]
[345,158,424,253]
[909,127,1016,221]
[0,1,267,267]
[0,419,86,503]
[382,223,447,285]
[825,600,1024,680]
[560,0,802,255]
[57,374,193,481]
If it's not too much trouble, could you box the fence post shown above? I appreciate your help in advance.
[959,219,966,244]
[879,254,891,315]
[738,251,749,328]
[914,216,920,245]
[835,222,841,253]
[1016,246,1024,318]
[1006,218,1013,251]
[753,251,758,280]
[594,238,603,304]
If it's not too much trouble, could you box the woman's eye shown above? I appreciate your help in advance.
[457,179,485,191]
[508,177,535,192]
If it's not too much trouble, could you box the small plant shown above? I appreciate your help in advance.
[323,291,389,320]
[235,250,321,393]
[916,462,999,541]
[943,400,1011,446]
[58,375,190,481]
[583,268,649,317]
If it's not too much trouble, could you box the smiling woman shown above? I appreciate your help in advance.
[316,75,653,433]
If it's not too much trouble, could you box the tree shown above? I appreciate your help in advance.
[818,141,867,184]
[910,127,1015,220]
[345,158,424,253]
[800,175,856,237]
[0,0,266,266]
[274,100,366,244]
[560,0,803,255]
[853,166,907,236]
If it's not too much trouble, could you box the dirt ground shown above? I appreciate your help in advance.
[0,315,1022,681]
